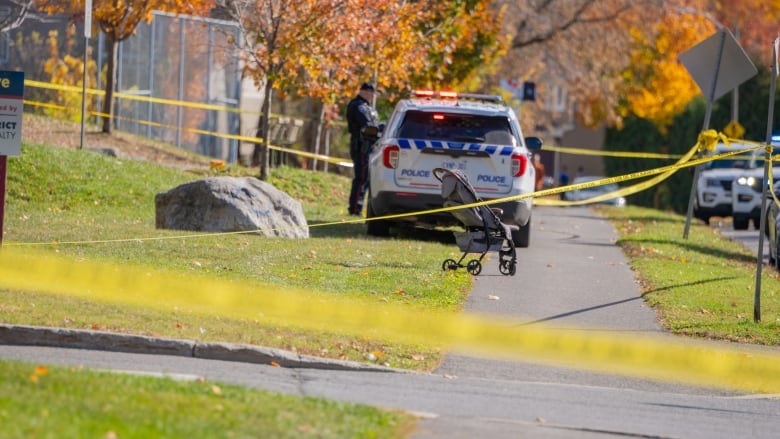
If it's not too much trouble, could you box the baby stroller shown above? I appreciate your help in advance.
[433,168,517,276]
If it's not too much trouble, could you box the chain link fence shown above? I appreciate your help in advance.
[107,11,242,162]
[2,11,243,162]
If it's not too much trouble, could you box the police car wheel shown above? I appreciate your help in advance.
[733,216,749,231]
[366,198,391,237]
[512,218,531,248]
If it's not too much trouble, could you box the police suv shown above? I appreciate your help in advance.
[731,141,780,230]
[694,142,757,225]
[366,90,542,247]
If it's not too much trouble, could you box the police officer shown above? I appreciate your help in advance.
[346,82,380,216]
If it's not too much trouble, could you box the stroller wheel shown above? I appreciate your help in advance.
[499,260,517,276]
[499,260,511,275]
[442,259,459,271]
[466,259,482,276]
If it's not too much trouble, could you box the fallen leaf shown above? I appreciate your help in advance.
[211,385,222,395]
[270,361,280,367]
[34,365,49,376]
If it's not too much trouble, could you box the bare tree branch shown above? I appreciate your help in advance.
[511,0,633,49]
[0,0,41,33]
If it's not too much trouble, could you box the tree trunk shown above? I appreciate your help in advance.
[312,102,325,171]
[258,80,273,180]
[101,34,118,134]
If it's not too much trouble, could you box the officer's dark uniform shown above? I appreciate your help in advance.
[346,83,379,215]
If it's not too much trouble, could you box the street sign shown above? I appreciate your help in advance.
[681,30,756,240]
[724,120,745,139]
[679,29,757,102]
[0,70,23,156]
[500,79,536,101]
[522,81,536,101]
[85,0,92,39]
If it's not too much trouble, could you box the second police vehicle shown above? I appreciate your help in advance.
[731,137,780,230]
[694,141,758,225]
[366,90,542,247]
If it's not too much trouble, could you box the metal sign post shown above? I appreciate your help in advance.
[753,38,780,323]
[679,29,757,239]
[80,0,92,150]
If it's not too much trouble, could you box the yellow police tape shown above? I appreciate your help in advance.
[2,132,766,247]
[544,144,683,159]
[539,132,763,207]
[23,101,352,169]
[24,80,351,168]
[2,246,780,394]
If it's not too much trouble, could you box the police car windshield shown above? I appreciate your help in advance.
[398,110,514,144]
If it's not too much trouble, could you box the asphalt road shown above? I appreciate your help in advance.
[2,206,779,438]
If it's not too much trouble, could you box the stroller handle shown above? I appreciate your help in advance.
[432,167,452,182]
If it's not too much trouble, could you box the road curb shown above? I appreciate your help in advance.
[0,324,398,373]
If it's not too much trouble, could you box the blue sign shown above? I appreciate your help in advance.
[0,70,24,156]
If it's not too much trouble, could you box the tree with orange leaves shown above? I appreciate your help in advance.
[618,11,716,132]
[222,0,355,180]
[37,0,215,134]
[413,0,507,90]
[227,0,505,178]
[496,0,780,131]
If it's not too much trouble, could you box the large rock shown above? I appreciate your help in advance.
[155,176,309,238]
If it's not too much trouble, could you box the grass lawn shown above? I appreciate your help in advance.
[0,360,415,438]
[2,142,472,371]
[600,205,780,344]
[3,126,780,437]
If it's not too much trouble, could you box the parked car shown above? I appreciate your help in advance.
[366,90,542,247]
[764,193,780,269]
[562,176,626,207]
[731,167,780,230]
[730,141,780,230]
[694,142,759,225]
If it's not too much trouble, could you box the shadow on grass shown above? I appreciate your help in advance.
[618,237,756,264]
[308,219,456,245]
[308,220,366,238]
[520,276,739,326]
[641,276,740,297]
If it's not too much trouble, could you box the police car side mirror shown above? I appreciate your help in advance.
[525,136,543,150]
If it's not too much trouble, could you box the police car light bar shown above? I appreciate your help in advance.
[413,90,503,103]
